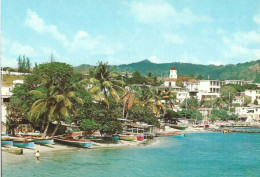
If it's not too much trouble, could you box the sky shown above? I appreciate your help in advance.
[2,0,260,67]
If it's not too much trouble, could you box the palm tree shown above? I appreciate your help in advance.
[121,86,135,119]
[136,85,153,107]
[151,88,166,117]
[161,88,176,110]
[29,86,83,138]
[81,62,124,109]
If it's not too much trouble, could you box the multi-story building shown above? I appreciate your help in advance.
[225,80,252,85]
[235,107,260,122]
[198,80,225,93]
[245,90,260,104]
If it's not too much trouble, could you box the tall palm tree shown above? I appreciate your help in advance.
[121,86,135,119]
[29,86,83,138]
[151,88,166,117]
[136,85,153,107]
[81,62,124,109]
[161,88,176,110]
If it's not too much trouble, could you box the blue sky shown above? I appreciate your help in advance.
[2,0,260,67]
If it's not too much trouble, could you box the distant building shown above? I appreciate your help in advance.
[225,80,252,85]
[245,90,260,104]
[235,107,260,122]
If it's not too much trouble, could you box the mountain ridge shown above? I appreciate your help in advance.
[75,59,260,82]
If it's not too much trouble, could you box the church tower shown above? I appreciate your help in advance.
[169,66,177,79]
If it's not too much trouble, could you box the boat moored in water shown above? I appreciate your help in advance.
[156,132,183,137]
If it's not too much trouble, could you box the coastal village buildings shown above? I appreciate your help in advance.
[235,106,260,122]
[1,79,24,133]
[245,90,260,104]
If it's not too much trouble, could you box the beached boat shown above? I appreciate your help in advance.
[54,137,92,148]
[33,138,55,145]
[156,132,182,137]
[1,136,13,147]
[119,134,137,141]
[13,138,34,148]
[169,125,188,130]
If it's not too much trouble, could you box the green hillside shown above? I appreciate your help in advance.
[75,59,260,82]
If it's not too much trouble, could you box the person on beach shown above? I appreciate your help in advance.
[35,151,40,160]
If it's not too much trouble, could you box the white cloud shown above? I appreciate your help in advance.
[178,53,200,64]
[253,14,260,25]
[222,30,260,60]
[130,0,212,25]
[148,56,161,63]
[208,60,223,66]
[2,36,37,67]
[70,30,122,55]
[25,9,68,46]
[24,9,122,57]
[164,33,184,44]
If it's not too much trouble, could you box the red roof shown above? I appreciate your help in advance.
[171,66,176,70]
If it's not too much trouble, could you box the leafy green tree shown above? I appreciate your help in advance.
[196,74,203,80]
[80,119,101,136]
[243,96,252,106]
[178,109,202,120]
[6,118,19,136]
[151,88,165,116]
[220,86,237,104]
[176,79,184,87]
[129,71,145,84]
[81,62,124,109]
[254,99,259,105]
[128,105,160,127]
[164,109,179,124]
[243,84,257,90]
[181,97,199,109]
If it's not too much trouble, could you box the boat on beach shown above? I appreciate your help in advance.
[33,138,55,145]
[169,125,188,130]
[13,138,34,148]
[156,132,183,137]
[1,136,14,147]
[53,137,92,148]
[119,134,137,141]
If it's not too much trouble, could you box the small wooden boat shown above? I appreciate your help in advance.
[33,138,54,145]
[137,134,144,141]
[156,132,182,137]
[1,136,13,147]
[13,138,34,148]
[169,125,188,130]
[119,134,137,141]
[173,134,185,138]
[54,137,92,148]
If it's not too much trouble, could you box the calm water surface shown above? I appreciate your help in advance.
[3,133,260,177]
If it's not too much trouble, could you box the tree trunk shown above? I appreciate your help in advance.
[41,121,50,138]
[11,128,15,136]
[52,121,60,136]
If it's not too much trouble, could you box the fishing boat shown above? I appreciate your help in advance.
[173,134,185,138]
[136,134,144,141]
[33,138,55,145]
[169,125,188,130]
[119,134,137,141]
[53,137,92,148]
[156,132,182,137]
[1,136,13,147]
[13,138,34,148]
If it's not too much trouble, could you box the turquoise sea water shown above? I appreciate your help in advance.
[3,132,260,177]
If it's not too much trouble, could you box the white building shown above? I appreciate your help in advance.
[225,80,252,85]
[198,80,225,93]
[197,92,219,101]
[235,107,260,122]
[244,90,260,104]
